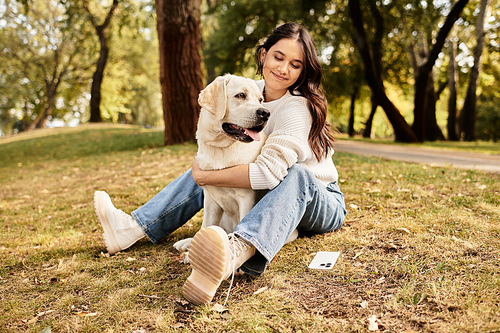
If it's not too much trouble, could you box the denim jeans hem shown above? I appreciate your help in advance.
[131,212,159,244]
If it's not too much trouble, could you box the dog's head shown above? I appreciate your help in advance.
[198,74,269,143]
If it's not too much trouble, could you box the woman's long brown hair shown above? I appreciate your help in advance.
[255,22,335,161]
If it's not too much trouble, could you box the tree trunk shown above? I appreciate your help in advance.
[461,0,491,141]
[28,97,54,130]
[412,0,470,142]
[86,0,119,123]
[447,38,459,141]
[156,0,203,145]
[348,86,358,137]
[89,26,108,123]
[348,0,418,143]
[361,3,383,139]
[363,94,377,138]
[28,80,58,131]
[424,70,445,141]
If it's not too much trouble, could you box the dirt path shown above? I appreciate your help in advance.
[334,140,500,174]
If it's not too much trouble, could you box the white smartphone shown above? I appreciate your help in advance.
[308,251,340,270]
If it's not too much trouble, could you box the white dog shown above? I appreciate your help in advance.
[174,74,297,262]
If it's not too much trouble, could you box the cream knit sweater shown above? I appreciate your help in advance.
[249,80,339,190]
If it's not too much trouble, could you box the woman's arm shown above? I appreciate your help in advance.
[191,158,252,189]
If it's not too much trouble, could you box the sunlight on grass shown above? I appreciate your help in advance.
[0,124,499,332]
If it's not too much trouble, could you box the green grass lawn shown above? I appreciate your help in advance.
[1,124,499,332]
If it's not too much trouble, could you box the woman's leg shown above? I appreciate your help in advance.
[132,168,204,243]
[234,164,347,276]
[182,164,346,304]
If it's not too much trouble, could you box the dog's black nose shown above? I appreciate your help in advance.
[257,108,270,122]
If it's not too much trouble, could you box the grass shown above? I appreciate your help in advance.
[1,124,499,332]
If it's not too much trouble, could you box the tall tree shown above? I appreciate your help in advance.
[460,0,492,141]
[361,1,384,138]
[411,0,469,142]
[348,0,418,142]
[447,37,460,141]
[347,85,358,137]
[155,0,203,145]
[0,0,91,131]
[82,0,120,123]
[399,0,446,141]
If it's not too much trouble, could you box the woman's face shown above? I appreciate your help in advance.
[260,38,304,101]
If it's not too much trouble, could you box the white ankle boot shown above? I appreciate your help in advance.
[94,191,146,255]
[182,226,255,305]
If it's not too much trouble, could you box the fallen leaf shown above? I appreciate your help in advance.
[349,204,359,209]
[138,294,164,300]
[171,323,184,329]
[396,227,411,234]
[174,297,189,306]
[73,311,98,317]
[353,251,364,260]
[125,257,136,262]
[37,310,56,317]
[368,315,379,331]
[253,286,268,295]
[43,265,57,271]
[71,203,88,210]
[360,300,368,308]
[132,329,150,333]
[212,303,229,314]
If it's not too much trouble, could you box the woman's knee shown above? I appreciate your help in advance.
[286,164,316,184]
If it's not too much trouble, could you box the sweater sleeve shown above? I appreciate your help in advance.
[249,96,312,190]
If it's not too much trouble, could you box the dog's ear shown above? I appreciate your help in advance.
[198,75,230,120]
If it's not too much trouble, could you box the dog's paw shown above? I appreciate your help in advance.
[182,251,190,264]
[173,238,193,252]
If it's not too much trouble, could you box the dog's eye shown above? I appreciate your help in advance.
[235,93,246,99]
[259,98,264,103]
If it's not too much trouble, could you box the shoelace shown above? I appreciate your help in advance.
[223,234,250,305]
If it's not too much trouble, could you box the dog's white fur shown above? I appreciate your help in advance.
[173,74,298,261]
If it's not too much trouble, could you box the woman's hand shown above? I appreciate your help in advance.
[191,157,205,186]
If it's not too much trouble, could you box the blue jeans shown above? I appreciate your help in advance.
[132,164,346,276]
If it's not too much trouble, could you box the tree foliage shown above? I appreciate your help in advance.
[1,0,499,142]
[0,0,160,135]
[0,0,94,133]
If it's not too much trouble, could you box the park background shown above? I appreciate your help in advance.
[1,0,499,144]
[1,1,500,332]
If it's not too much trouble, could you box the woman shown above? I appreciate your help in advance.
[94,22,347,305]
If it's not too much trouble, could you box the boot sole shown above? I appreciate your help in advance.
[94,191,121,255]
[182,226,229,305]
